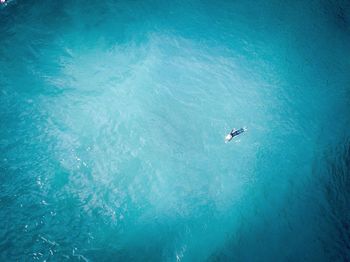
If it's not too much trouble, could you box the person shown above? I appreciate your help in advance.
[225,127,247,143]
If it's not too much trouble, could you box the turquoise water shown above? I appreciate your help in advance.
[1,0,350,261]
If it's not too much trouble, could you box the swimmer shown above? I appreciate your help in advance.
[225,127,247,143]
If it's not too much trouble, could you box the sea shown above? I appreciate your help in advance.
[0,0,349,261]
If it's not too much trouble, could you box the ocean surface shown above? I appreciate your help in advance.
[1,0,350,261]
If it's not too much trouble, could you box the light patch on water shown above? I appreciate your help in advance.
[33,32,284,259]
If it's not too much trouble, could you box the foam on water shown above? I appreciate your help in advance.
[0,0,349,261]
